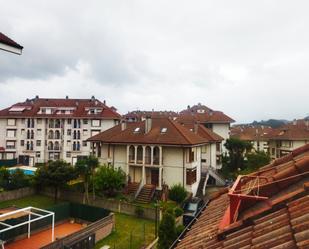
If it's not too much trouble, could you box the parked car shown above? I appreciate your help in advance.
[182,197,204,226]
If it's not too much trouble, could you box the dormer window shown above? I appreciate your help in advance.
[161,128,167,133]
[134,127,141,133]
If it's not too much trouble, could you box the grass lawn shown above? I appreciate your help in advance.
[0,194,64,209]
[95,213,156,249]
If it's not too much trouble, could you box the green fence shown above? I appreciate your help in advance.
[0,159,17,167]
[0,202,110,242]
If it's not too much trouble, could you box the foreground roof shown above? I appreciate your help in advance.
[175,144,309,249]
[0,96,121,119]
[0,32,23,54]
[88,118,214,146]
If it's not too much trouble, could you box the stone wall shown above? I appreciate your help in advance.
[0,187,35,202]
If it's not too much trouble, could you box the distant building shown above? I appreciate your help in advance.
[123,110,179,122]
[177,103,235,153]
[88,117,224,197]
[0,32,23,55]
[230,125,273,152]
[0,96,121,166]
[267,119,309,159]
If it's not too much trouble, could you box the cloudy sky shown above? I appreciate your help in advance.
[0,0,308,123]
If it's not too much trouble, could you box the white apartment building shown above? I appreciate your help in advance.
[0,96,121,166]
[88,117,224,196]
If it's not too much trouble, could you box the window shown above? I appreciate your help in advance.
[67,129,71,136]
[186,168,197,185]
[20,140,24,146]
[83,141,88,147]
[83,119,88,125]
[6,130,16,138]
[37,129,42,136]
[7,119,16,126]
[67,119,72,125]
[36,151,41,158]
[66,152,71,158]
[201,146,207,153]
[187,149,194,163]
[205,123,213,130]
[161,127,167,133]
[6,141,16,149]
[21,129,25,135]
[83,130,88,136]
[37,119,42,124]
[91,120,100,127]
[134,127,140,133]
[216,143,221,152]
[67,140,71,147]
[36,140,41,147]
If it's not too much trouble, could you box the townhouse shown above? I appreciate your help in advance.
[0,96,121,166]
[230,125,273,152]
[88,117,224,198]
[267,119,309,159]
[177,103,235,153]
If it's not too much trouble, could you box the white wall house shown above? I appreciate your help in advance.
[88,117,224,196]
[0,96,120,166]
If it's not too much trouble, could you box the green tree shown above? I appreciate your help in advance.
[9,169,30,190]
[168,184,187,204]
[158,212,177,249]
[35,160,77,202]
[0,167,10,190]
[224,138,253,171]
[94,165,126,197]
[75,155,99,204]
[244,151,271,173]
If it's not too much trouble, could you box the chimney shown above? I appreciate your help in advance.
[35,95,39,99]
[145,115,152,133]
[121,120,127,131]
[103,100,106,105]
[293,119,297,125]
[66,95,69,99]
[306,120,309,129]
[91,96,95,101]
[194,122,199,134]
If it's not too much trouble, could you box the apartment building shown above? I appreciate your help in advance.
[88,117,224,197]
[0,96,121,166]
[123,110,179,122]
[177,103,235,153]
[268,119,309,159]
[230,125,273,152]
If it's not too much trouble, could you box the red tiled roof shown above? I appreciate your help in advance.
[267,120,309,141]
[0,32,23,49]
[0,97,121,119]
[230,125,273,141]
[123,110,179,121]
[175,144,309,249]
[87,118,212,146]
[183,123,224,142]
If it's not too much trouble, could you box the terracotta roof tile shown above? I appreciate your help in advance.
[174,144,309,249]
[88,118,211,146]
[0,97,121,119]
[230,125,273,141]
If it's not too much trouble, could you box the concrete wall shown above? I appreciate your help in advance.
[0,187,35,202]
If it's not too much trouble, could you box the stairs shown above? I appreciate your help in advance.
[125,182,139,195]
[135,184,156,203]
[208,168,225,186]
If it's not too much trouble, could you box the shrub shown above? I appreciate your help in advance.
[174,207,183,217]
[176,224,185,236]
[135,206,144,217]
[168,184,187,204]
[158,212,177,249]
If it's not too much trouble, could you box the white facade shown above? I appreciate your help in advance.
[93,143,207,196]
[268,139,308,160]
[0,117,118,166]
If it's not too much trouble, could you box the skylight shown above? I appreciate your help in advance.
[161,127,167,133]
[134,127,141,133]
[9,107,26,112]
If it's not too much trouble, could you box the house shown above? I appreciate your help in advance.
[230,125,273,152]
[0,32,23,55]
[268,119,309,160]
[173,144,309,249]
[88,117,225,198]
[0,96,121,166]
[123,110,179,122]
[177,103,235,153]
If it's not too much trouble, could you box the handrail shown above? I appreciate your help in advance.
[134,180,144,200]
[169,200,209,249]
[202,172,210,196]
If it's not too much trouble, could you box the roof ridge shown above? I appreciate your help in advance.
[168,119,196,144]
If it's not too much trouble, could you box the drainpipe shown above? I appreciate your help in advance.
[112,145,115,167]
[183,147,185,187]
